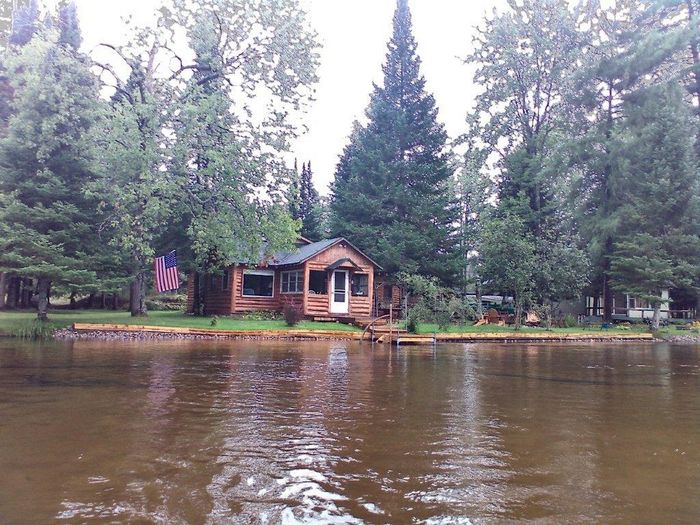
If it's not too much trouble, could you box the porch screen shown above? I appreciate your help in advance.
[309,271,327,294]
[242,271,274,297]
[351,274,369,296]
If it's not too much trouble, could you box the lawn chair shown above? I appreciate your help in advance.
[525,310,541,326]
[486,308,505,326]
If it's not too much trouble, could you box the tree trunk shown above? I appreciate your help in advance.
[0,272,6,309]
[602,270,614,322]
[200,273,207,316]
[476,281,483,318]
[651,303,661,332]
[101,292,106,309]
[112,293,119,311]
[514,296,523,330]
[19,278,30,308]
[192,272,202,315]
[35,278,50,321]
[130,272,148,317]
[69,289,77,309]
[6,275,18,309]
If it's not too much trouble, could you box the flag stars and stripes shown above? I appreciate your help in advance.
[154,250,180,293]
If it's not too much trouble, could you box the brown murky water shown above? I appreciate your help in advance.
[1,340,700,524]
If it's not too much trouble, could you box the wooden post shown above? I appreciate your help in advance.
[389,303,393,347]
[302,262,310,317]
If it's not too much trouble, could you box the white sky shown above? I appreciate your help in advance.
[74,0,502,193]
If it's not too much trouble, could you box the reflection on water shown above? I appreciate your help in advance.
[1,340,700,524]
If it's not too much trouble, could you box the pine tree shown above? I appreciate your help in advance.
[288,158,301,221]
[8,0,40,47]
[609,84,700,330]
[330,0,458,283]
[0,31,101,319]
[56,0,81,50]
[570,0,686,321]
[299,161,322,240]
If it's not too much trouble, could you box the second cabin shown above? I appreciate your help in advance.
[186,237,384,321]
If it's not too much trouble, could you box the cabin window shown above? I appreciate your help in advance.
[281,271,303,293]
[351,274,369,296]
[210,275,217,291]
[242,270,274,297]
[221,269,230,291]
[308,271,327,294]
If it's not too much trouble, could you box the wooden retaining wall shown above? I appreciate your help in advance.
[70,324,655,344]
[71,323,365,340]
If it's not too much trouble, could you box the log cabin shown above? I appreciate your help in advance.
[186,237,383,321]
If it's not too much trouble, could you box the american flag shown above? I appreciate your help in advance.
[154,250,180,293]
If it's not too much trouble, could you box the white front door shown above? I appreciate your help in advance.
[330,270,349,314]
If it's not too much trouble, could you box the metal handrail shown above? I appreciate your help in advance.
[361,313,391,342]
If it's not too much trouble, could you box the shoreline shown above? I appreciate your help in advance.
[46,323,669,344]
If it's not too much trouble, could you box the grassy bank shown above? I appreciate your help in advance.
[0,310,360,337]
[0,309,695,340]
[411,321,697,338]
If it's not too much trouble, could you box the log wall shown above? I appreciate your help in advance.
[188,239,378,319]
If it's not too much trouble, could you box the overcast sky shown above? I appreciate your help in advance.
[74,0,502,193]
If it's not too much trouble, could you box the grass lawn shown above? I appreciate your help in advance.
[0,309,695,339]
[411,321,696,338]
[0,309,360,336]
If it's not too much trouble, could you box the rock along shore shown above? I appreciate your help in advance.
[53,328,362,342]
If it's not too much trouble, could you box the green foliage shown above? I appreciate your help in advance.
[56,1,81,50]
[398,272,476,329]
[145,294,186,311]
[240,310,282,322]
[10,319,57,340]
[467,0,584,235]
[330,0,459,284]
[299,162,322,241]
[282,303,304,327]
[609,84,700,330]
[406,312,419,334]
[563,314,577,329]
[0,31,102,319]
[8,0,40,47]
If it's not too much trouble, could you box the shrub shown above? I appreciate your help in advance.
[241,310,282,321]
[282,303,304,327]
[562,313,577,328]
[210,316,219,327]
[406,311,420,333]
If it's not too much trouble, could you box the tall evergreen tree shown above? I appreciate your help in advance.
[570,0,686,320]
[299,161,322,240]
[288,158,301,222]
[0,31,101,319]
[609,84,700,330]
[56,0,81,50]
[330,0,458,282]
[8,0,40,47]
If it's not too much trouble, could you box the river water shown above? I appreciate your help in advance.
[1,340,700,524]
